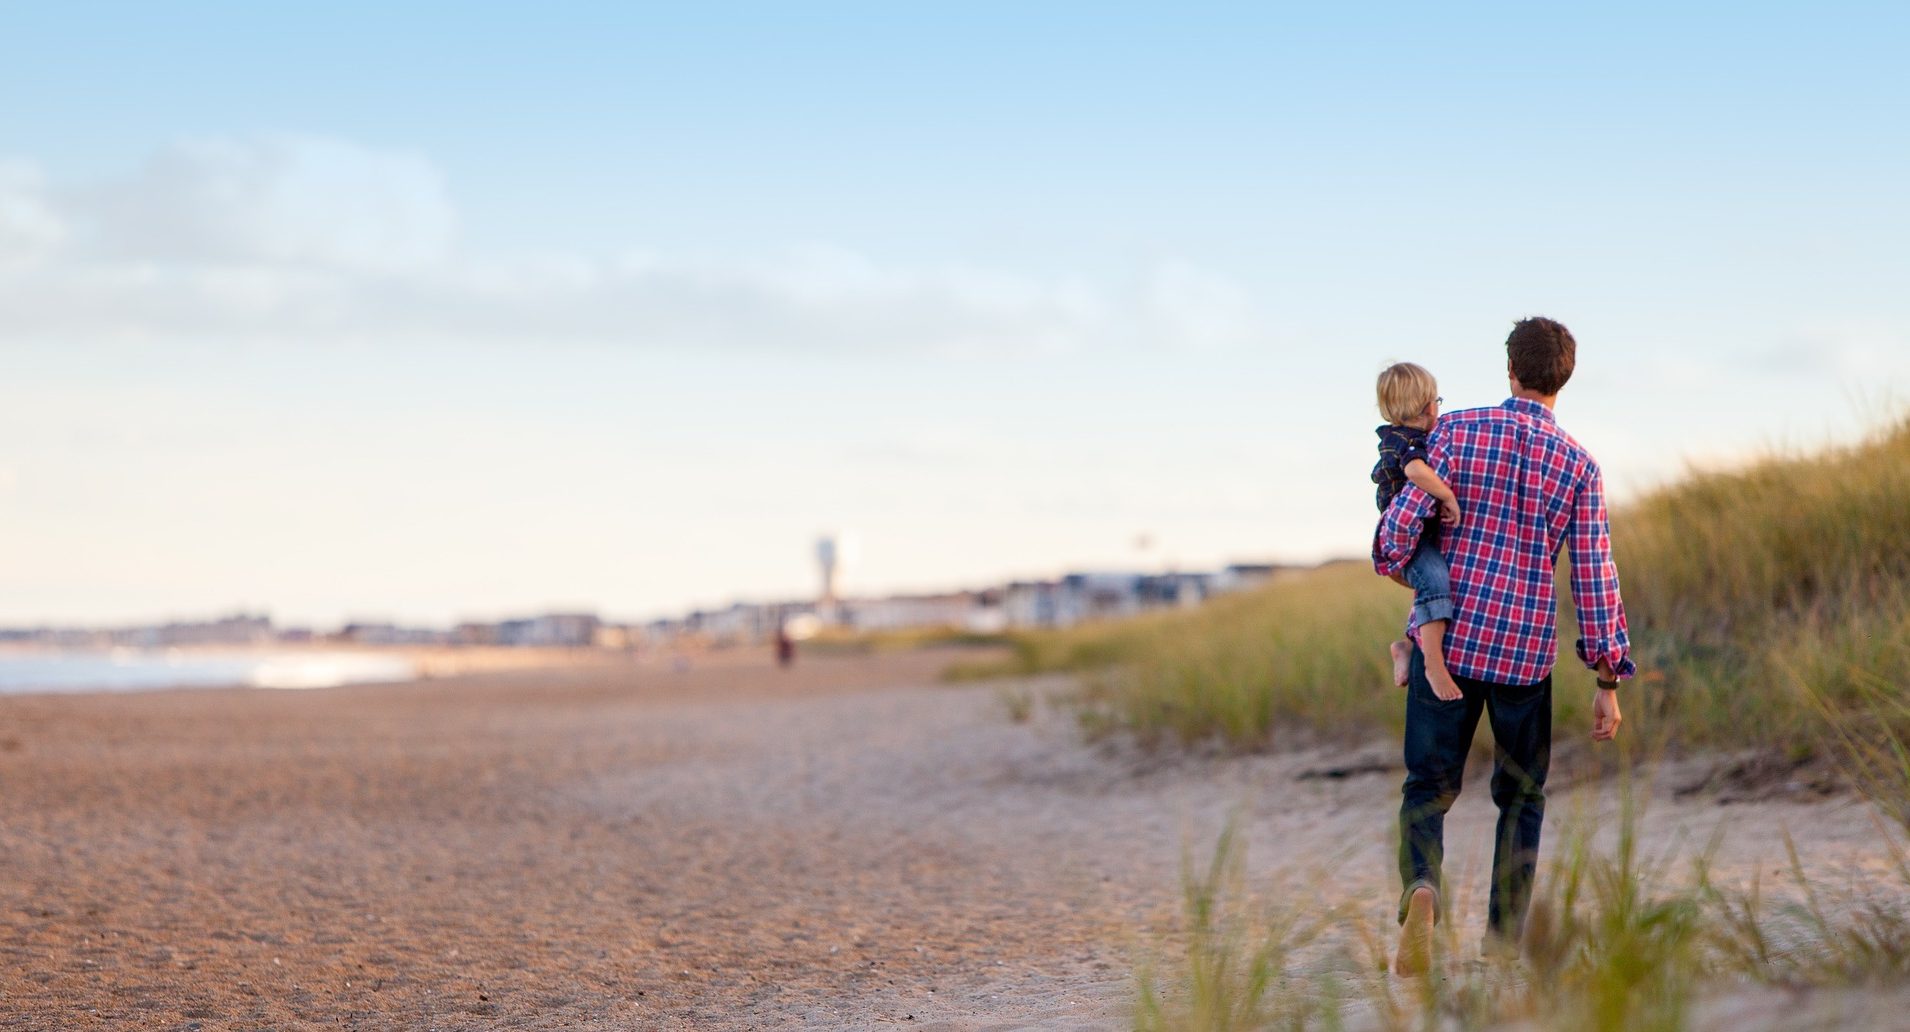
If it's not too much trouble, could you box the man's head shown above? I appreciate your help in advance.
[1505,317,1576,397]
[1376,361,1440,427]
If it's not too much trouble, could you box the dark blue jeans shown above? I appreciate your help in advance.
[1398,644,1552,939]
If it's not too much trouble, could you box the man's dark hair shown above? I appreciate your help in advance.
[1506,316,1576,396]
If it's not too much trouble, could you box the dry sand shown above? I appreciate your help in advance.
[0,648,1902,1030]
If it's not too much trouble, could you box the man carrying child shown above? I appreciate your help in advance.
[1372,316,1635,975]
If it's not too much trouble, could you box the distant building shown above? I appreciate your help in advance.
[997,571,1227,628]
[693,604,777,646]
[538,613,601,648]
[337,621,446,646]
[1004,580,1065,628]
[840,592,984,633]
[1215,563,1285,593]
[1058,573,1148,624]
[1148,571,1223,607]
[117,613,276,648]
[452,622,498,646]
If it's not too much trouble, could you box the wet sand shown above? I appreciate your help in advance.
[0,649,1899,1030]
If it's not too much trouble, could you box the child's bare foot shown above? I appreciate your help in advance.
[1389,640,1411,686]
[1427,665,1464,702]
[1394,886,1436,976]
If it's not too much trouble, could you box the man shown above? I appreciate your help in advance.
[1372,316,1634,976]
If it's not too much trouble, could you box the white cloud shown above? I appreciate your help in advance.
[0,160,66,265]
[0,134,1270,355]
[1747,325,1910,421]
[77,134,456,272]
[1784,324,1910,380]
[1142,259,1259,351]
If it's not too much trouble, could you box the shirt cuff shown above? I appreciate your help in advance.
[1576,638,1637,679]
[1372,529,1417,576]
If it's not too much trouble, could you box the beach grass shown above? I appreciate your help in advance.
[959,414,1910,771]
[1138,774,1910,1032]
[1133,822,1331,1032]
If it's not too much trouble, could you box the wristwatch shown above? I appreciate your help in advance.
[1596,677,1620,691]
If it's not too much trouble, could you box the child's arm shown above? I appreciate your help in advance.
[1403,459,1462,527]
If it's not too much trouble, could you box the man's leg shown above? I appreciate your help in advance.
[1396,646,1484,973]
[1484,675,1554,946]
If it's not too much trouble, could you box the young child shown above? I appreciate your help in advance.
[1372,362,1464,701]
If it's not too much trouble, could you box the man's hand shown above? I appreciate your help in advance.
[1439,498,1462,528]
[1592,684,1622,742]
[1388,572,1410,589]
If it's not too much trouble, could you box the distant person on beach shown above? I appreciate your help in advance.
[775,622,795,668]
[1372,316,1634,975]
[1371,362,1465,701]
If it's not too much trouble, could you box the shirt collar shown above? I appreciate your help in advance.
[1502,397,1556,422]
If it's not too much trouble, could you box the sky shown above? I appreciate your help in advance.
[4,2,1909,627]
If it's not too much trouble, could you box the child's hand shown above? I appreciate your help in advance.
[1439,499,1462,527]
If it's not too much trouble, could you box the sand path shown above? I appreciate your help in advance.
[0,650,1898,1030]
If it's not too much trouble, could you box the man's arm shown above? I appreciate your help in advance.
[1373,486,1438,576]
[1567,462,1637,679]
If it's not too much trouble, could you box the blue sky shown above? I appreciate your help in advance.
[4,3,1908,626]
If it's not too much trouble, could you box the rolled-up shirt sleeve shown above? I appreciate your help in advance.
[1568,463,1637,678]
[1372,483,1438,577]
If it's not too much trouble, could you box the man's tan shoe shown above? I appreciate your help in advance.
[1481,931,1521,964]
[1393,885,1436,976]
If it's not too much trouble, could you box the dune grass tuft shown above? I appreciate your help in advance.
[1134,823,1330,1032]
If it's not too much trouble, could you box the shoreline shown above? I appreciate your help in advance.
[0,643,641,698]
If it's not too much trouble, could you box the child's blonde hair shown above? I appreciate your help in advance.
[1376,362,1439,425]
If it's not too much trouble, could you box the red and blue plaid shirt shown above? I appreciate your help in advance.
[1373,397,1635,685]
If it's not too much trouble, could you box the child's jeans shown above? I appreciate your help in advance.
[1403,524,1454,627]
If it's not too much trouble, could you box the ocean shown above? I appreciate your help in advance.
[0,649,419,695]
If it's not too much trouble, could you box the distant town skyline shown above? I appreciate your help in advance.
[5,4,1908,626]
[0,559,1287,653]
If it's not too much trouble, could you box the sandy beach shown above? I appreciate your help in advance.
[1,648,1902,1030]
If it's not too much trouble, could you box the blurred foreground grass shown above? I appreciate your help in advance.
[1139,784,1910,1032]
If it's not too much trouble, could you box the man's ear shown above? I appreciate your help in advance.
[1507,361,1522,392]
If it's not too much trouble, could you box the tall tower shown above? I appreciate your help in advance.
[816,536,840,607]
